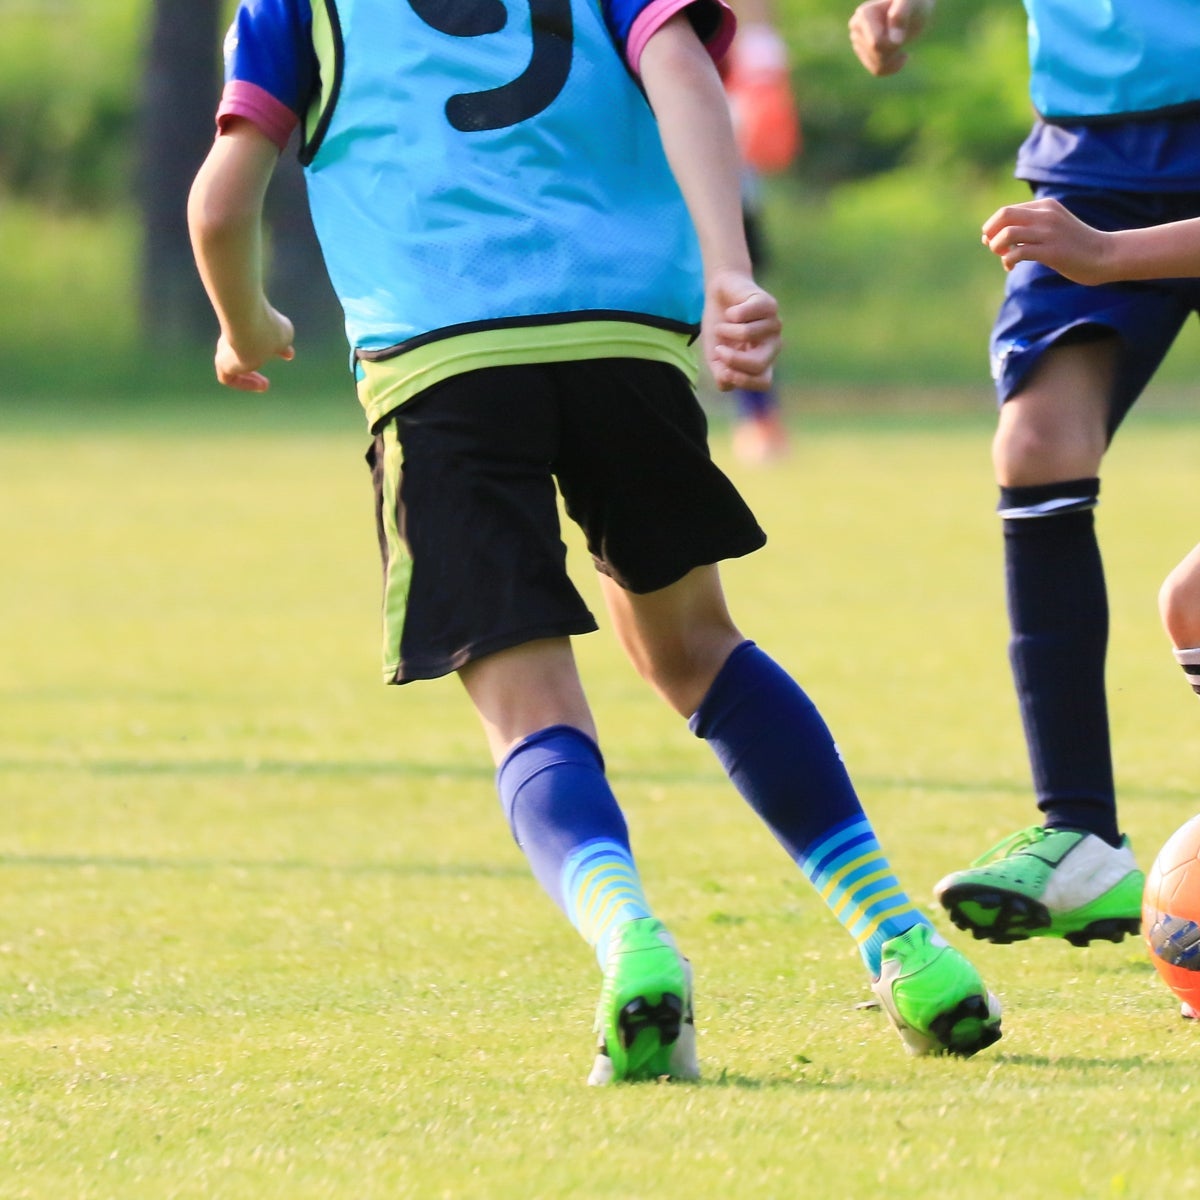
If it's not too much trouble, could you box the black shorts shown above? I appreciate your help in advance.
[368,358,766,683]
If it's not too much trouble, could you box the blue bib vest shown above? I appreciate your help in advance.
[297,0,704,359]
[1026,0,1200,123]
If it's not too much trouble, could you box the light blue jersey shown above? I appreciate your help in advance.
[1026,0,1200,123]
[307,0,709,357]
[220,0,733,424]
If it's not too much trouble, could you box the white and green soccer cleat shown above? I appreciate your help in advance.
[871,924,1002,1057]
[587,918,697,1085]
[934,826,1144,947]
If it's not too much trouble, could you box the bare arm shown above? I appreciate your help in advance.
[187,121,295,391]
[848,0,934,76]
[639,14,780,392]
[981,198,1200,285]
[732,0,773,22]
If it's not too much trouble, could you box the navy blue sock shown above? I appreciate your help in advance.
[689,643,863,854]
[1000,479,1119,844]
[689,642,925,973]
[496,725,652,965]
[735,386,776,420]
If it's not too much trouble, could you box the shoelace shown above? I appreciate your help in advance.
[971,824,1048,866]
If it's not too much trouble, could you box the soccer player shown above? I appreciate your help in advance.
[189,0,1001,1081]
[849,0,1200,948]
[981,199,1200,1020]
[722,0,799,464]
[982,201,1200,701]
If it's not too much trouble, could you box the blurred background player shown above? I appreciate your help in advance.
[851,0,1200,950]
[722,0,800,464]
[189,0,1002,1082]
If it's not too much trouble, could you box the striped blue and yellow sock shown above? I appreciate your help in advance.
[562,839,653,966]
[798,816,929,976]
[496,725,653,966]
[690,643,926,976]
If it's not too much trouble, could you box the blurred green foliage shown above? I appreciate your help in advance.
[776,0,1031,185]
[5,0,1196,392]
[0,0,1031,211]
[0,0,145,209]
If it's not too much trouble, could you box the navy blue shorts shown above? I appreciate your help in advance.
[990,183,1200,429]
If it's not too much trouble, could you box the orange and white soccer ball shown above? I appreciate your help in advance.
[1143,815,1200,1014]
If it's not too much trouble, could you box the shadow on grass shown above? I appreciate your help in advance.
[0,756,494,780]
[694,1051,1177,1088]
[3,756,1198,804]
[0,852,526,879]
[993,1053,1172,1074]
[695,1067,858,1091]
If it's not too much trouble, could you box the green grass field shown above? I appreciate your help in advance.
[3,387,1200,1199]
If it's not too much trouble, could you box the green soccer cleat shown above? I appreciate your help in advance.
[871,924,1002,1057]
[587,917,697,1086]
[934,826,1144,947]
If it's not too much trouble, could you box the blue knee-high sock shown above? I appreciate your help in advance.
[688,642,927,974]
[1000,480,1119,844]
[497,725,652,966]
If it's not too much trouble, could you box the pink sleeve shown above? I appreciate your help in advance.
[216,81,299,152]
[626,0,735,76]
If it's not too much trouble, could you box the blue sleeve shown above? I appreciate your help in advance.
[223,0,317,117]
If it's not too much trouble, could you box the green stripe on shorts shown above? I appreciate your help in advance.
[378,422,412,682]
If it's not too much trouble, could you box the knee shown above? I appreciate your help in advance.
[633,626,743,718]
[993,425,1094,487]
[1159,551,1200,648]
[992,407,1107,487]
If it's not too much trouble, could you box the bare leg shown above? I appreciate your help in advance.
[992,338,1114,487]
[460,636,692,1081]
[458,637,595,764]
[598,564,744,718]
[991,337,1122,838]
[602,565,1001,1052]
[1160,544,1200,650]
[934,334,1143,947]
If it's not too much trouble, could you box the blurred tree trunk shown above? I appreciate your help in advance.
[137,0,221,346]
[137,3,342,350]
